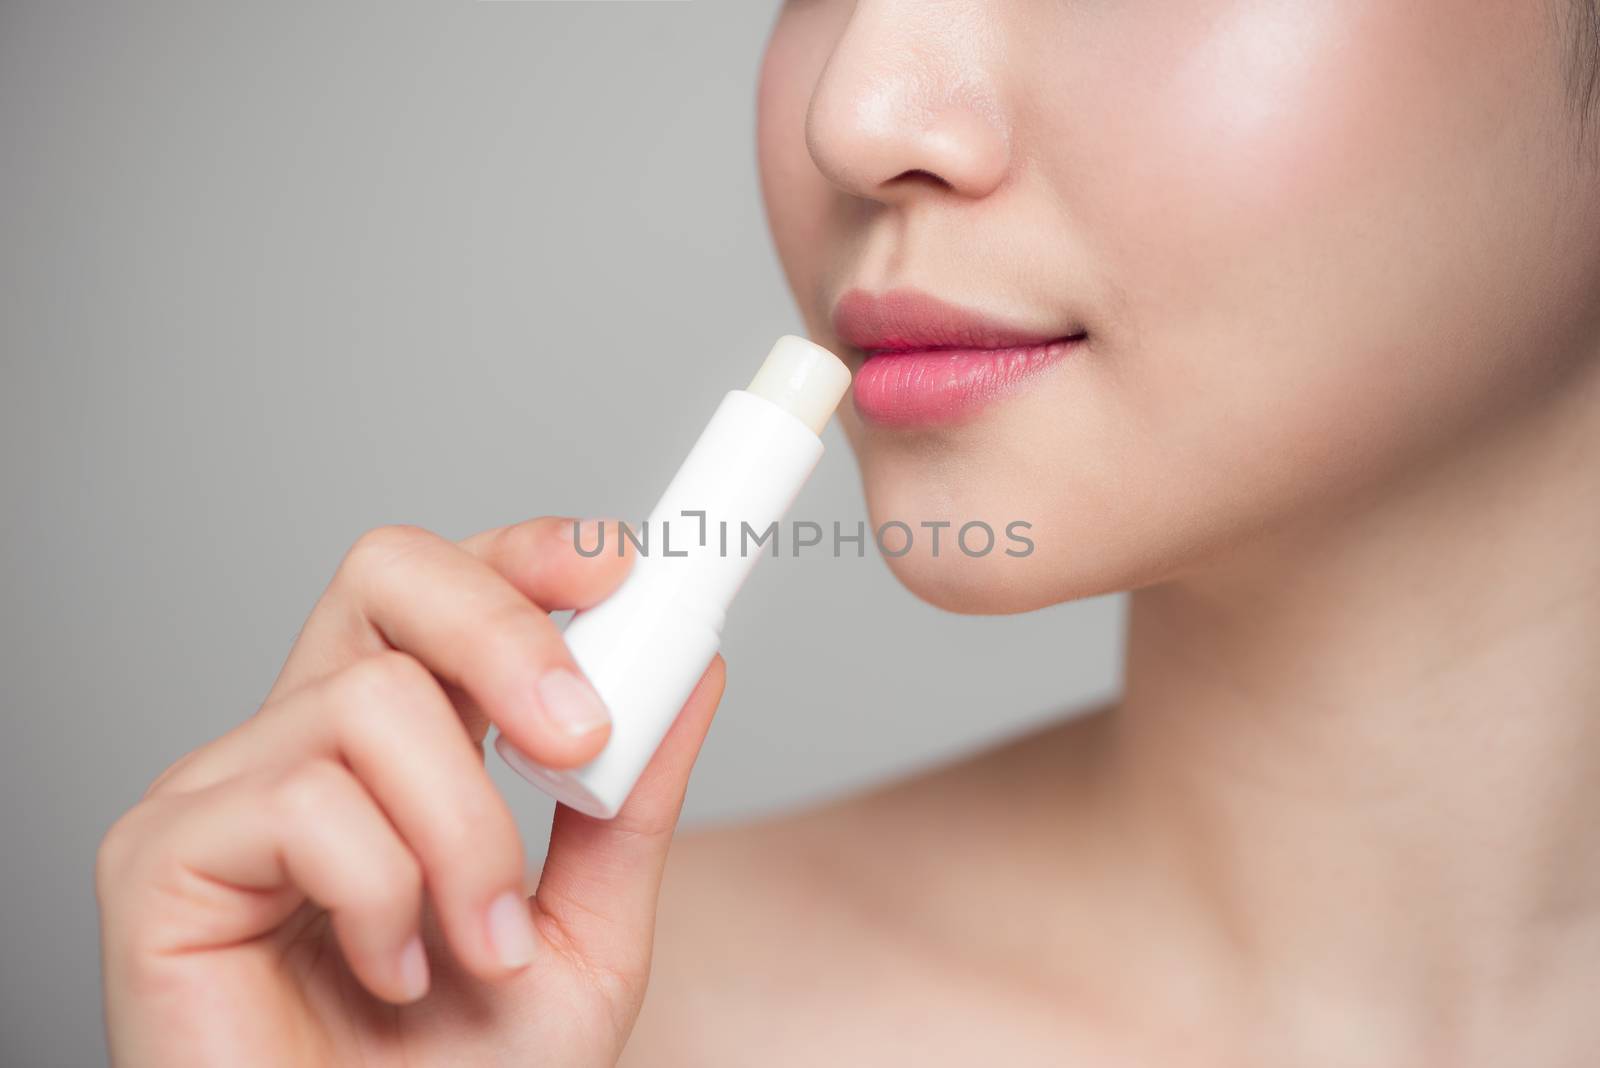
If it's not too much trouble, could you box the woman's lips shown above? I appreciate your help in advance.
[849,340,1082,427]
[831,288,1084,427]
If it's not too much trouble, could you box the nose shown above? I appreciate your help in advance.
[804,6,1011,204]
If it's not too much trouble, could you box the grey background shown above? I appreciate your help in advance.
[0,3,1122,1064]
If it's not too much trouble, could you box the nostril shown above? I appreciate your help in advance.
[891,168,953,190]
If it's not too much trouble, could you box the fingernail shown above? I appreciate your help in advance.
[537,668,611,737]
[398,934,430,1000]
[486,891,537,970]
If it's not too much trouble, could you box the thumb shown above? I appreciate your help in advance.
[531,655,726,982]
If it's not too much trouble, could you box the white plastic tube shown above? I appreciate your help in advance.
[496,335,851,818]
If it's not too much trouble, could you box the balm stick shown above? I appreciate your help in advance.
[496,335,851,818]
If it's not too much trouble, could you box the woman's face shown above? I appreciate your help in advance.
[758,0,1600,613]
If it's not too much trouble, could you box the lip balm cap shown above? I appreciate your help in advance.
[745,335,852,435]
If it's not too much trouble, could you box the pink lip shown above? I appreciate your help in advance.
[831,288,1084,427]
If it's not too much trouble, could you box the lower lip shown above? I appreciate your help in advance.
[850,338,1082,427]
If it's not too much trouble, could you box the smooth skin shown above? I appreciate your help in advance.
[98,518,725,1065]
[634,0,1600,1065]
[102,0,1600,1065]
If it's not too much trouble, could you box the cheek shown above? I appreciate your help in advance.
[866,0,1594,611]
[1067,0,1588,537]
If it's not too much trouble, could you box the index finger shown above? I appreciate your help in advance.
[308,524,617,768]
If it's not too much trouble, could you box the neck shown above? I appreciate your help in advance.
[1106,360,1600,1059]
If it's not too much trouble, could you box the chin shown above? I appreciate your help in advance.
[856,465,1139,615]
[878,547,1069,615]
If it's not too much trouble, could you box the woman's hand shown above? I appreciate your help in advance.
[97,518,725,1067]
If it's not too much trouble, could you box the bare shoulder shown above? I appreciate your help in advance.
[620,792,906,1067]
[621,711,1115,1067]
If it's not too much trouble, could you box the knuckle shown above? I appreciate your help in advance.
[141,751,199,800]
[269,760,350,824]
[337,524,439,590]
[389,754,501,854]
[350,850,422,917]
[398,777,521,888]
[334,652,447,744]
[463,598,554,679]
[436,784,518,861]
[353,523,436,559]
[343,650,436,714]
[95,806,152,895]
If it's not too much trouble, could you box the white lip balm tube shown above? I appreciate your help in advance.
[495,335,851,818]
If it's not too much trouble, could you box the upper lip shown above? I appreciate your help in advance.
[831,288,1084,354]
